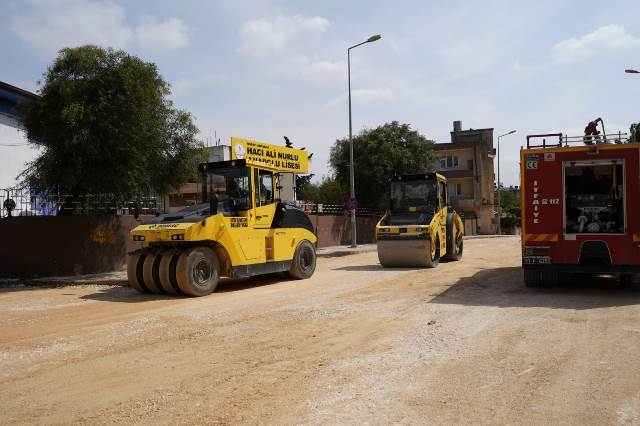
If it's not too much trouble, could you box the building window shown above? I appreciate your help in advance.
[456,183,462,196]
[441,155,459,170]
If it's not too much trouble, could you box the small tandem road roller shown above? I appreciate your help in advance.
[376,173,464,267]
[127,137,317,296]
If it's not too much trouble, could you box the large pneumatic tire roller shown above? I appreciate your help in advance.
[127,251,149,293]
[127,247,221,297]
[176,247,220,297]
[158,251,182,294]
[142,252,166,294]
[288,240,317,279]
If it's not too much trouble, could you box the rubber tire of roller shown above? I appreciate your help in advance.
[142,252,166,294]
[127,252,149,293]
[176,247,220,297]
[288,240,317,279]
[445,228,463,261]
[426,238,440,268]
[159,252,182,295]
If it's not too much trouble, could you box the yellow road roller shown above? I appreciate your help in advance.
[127,137,317,296]
[376,173,464,267]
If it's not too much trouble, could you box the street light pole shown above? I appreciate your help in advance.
[347,34,381,248]
[496,130,516,235]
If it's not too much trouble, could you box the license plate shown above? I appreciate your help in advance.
[523,256,551,265]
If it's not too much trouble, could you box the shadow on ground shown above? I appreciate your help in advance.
[77,273,293,302]
[333,264,431,272]
[431,266,640,310]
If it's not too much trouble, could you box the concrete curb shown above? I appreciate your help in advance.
[316,244,377,258]
[464,235,519,240]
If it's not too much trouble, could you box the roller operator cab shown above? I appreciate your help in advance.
[127,137,317,297]
[521,132,640,287]
[376,173,464,267]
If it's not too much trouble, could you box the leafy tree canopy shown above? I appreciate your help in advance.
[21,45,202,198]
[329,121,438,210]
[496,187,521,219]
[297,175,347,205]
[631,122,639,142]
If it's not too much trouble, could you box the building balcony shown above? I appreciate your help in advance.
[439,169,473,179]
[449,196,477,208]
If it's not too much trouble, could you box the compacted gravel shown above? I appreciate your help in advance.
[2,236,639,425]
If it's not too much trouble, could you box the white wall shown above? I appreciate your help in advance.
[0,114,39,189]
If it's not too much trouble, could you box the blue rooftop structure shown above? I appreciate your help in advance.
[0,81,38,119]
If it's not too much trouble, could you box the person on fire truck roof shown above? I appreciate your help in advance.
[584,117,603,145]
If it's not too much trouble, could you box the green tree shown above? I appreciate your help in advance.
[496,186,521,230]
[317,176,346,204]
[295,174,316,200]
[329,121,437,210]
[631,122,639,142]
[21,45,202,199]
[294,175,347,205]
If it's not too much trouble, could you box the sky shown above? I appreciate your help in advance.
[1,0,639,189]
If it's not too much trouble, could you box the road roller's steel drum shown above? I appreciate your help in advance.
[377,236,431,267]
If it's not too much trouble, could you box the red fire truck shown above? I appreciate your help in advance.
[520,131,639,286]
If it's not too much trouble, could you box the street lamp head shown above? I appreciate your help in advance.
[367,34,382,43]
[498,130,517,138]
[625,69,640,74]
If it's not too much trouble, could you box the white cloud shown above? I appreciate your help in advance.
[387,38,412,55]
[238,14,330,57]
[172,73,228,95]
[552,25,640,63]
[10,0,190,57]
[10,0,131,55]
[325,88,395,108]
[134,16,190,50]
[292,57,345,83]
[296,16,331,33]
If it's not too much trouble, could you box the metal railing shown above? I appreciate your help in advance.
[295,201,382,217]
[527,132,630,149]
[0,186,166,218]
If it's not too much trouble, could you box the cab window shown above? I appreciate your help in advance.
[438,180,447,209]
[254,169,274,207]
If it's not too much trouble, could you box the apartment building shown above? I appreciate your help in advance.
[435,121,497,234]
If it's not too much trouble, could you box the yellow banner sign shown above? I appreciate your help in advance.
[231,137,309,173]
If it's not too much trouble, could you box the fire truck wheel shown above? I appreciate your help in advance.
[127,252,149,293]
[176,247,220,297]
[288,240,316,279]
[524,269,542,287]
[620,273,634,289]
[540,270,559,287]
[142,252,166,294]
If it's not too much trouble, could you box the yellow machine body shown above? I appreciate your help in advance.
[131,194,316,277]
[376,173,464,267]
[127,137,317,296]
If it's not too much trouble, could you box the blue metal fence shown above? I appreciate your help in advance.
[0,186,165,218]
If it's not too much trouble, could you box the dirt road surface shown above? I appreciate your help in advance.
[2,236,640,425]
